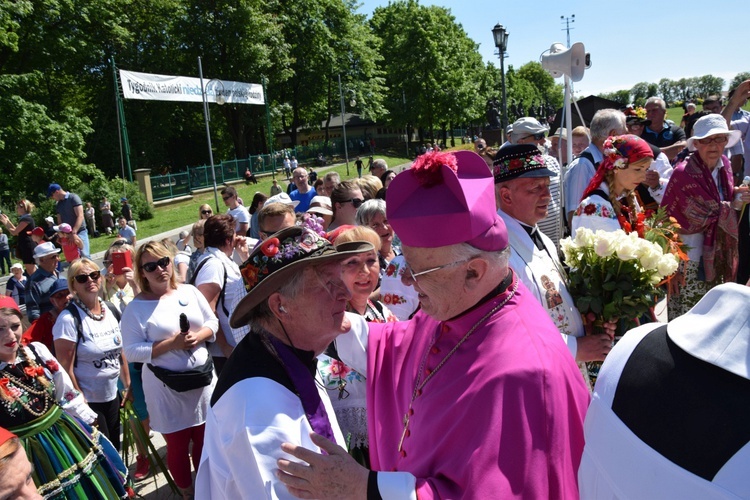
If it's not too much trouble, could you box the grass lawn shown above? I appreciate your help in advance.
[87,151,415,255]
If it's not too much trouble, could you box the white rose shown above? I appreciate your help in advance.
[574,227,594,248]
[639,246,662,271]
[657,254,679,277]
[616,238,638,261]
[593,232,616,257]
[560,238,576,262]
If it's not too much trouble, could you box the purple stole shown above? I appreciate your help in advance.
[268,336,335,446]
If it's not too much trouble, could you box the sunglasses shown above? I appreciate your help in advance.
[201,210,213,215]
[222,195,233,201]
[74,271,101,283]
[523,132,546,141]
[141,256,171,273]
[345,198,365,209]
[696,135,729,145]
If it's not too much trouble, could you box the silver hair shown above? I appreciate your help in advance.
[445,242,510,272]
[645,96,666,110]
[324,171,340,183]
[247,269,306,331]
[356,199,387,226]
[589,109,627,141]
[372,159,387,170]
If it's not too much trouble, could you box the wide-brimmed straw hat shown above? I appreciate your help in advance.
[230,226,373,328]
[687,114,742,151]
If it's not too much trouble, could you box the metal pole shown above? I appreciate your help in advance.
[198,56,221,212]
[262,75,276,180]
[500,50,508,143]
[403,90,409,158]
[111,57,133,182]
[560,74,573,239]
[338,74,350,176]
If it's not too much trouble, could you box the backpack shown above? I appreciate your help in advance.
[189,255,229,317]
[65,301,121,368]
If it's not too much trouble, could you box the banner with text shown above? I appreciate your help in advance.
[119,69,264,105]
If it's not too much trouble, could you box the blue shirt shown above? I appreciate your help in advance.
[289,188,317,212]
[26,268,59,321]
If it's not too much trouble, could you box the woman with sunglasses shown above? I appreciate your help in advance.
[120,241,218,499]
[0,199,37,275]
[328,180,364,232]
[198,204,213,220]
[53,258,130,451]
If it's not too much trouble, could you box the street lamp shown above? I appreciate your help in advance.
[338,74,356,176]
[492,23,509,141]
[198,56,224,212]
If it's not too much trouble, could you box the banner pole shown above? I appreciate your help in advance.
[262,75,275,180]
[198,56,221,212]
[111,57,133,182]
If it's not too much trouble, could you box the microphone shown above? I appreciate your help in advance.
[180,313,189,335]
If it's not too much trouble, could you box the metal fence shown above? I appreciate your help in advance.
[151,155,274,201]
[150,134,422,201]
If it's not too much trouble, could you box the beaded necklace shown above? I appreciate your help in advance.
[0,347,54,418]
[72,296,105,321]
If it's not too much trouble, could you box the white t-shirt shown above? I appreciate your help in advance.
[227,205,251,234]
[194,248,250,347]
[53,302,122,403]
[120,284,219,433]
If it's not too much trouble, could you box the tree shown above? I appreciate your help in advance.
[695,75,724,98]
[658,78,674,106]
[630,82,650,107]
[371,0,486,143]
[0,75,100,200]
[730,72,750,92]
[597,90,630,106]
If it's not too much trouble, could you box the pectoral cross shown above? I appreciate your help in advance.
[398,411,410,453]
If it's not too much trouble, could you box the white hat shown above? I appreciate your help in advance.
[307,196,333,216]
[33,241,60,260]
[687,114,742,151]
[266,192,300,208]
[44,216,54,224]
[510,117,549,141]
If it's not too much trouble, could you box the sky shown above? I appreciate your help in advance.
[357,0,747,98]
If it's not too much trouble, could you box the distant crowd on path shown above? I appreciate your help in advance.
[2,79,750,499]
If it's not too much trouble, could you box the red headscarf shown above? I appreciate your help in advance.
[580,134,654,201]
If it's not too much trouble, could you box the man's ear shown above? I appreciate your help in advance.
[465,257,489,289]
[268,292,285,321]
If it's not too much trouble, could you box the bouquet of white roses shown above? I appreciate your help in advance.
[561,227,679,329]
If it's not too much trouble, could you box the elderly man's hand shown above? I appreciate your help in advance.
[277,432,369,500]
[575,334,613,362]
[643,171,660,189]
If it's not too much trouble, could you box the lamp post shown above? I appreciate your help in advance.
[492,24,509,141]
[338,74,356,176]
[198,56,225,212]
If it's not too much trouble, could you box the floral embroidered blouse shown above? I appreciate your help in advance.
[572,183,626,233]
[0,343,98,429]
[317,301,396,450]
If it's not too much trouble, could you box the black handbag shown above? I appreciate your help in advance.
[147,355,214,393]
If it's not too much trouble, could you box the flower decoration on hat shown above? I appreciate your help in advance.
[493,151,545,181]
[239,228,329,292]
[624,106,648,121]
[411,151,458,187]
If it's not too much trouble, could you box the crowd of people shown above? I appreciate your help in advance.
[0,79,749,499]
